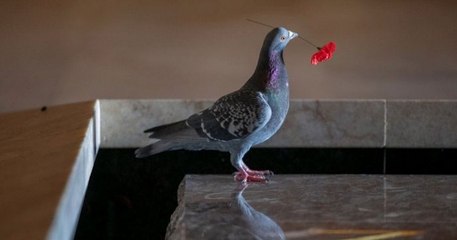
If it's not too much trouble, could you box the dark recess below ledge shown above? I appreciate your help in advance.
[74,148,457,240]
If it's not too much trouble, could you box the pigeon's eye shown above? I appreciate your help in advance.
[280,36,286,41]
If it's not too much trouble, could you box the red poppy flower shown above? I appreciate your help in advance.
[311,41,336,65]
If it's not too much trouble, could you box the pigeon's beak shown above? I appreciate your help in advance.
[288,30,298,40]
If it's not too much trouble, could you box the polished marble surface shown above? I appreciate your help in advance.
[167,175,457,240]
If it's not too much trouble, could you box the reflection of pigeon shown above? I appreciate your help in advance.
[230,185,286,240]
[167,184,286,240]
[136,27,297,182]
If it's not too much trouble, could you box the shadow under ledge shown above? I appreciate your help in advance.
[74,147,457,240]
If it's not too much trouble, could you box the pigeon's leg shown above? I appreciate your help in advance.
[231,148,271,183]
[231,150,249,183]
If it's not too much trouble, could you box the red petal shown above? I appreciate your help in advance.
[323,41,336,53]
[311,41,336,65]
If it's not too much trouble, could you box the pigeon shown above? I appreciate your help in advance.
[136,27,298,183]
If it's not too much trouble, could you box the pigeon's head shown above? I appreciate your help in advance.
[263,27,298,52]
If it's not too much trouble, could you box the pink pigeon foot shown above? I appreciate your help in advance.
[234,171,271,183]
[233,164,274,183]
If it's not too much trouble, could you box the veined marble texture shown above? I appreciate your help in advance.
[386,100,457,148]
[100,99,213,148]
[100,99,386,148]
[270,100,384,147]
[167,175,457,240]
[99,99,457,149]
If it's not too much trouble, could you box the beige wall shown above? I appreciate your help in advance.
[1,0,457,113]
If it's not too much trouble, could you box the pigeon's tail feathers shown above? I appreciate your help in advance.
[136,120,210,158]
[144,120,188,139]
[135,140,173,158]
[136,120,187,158]
[135,137,212,158]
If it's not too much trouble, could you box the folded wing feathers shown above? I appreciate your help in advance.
[186,90,271,142]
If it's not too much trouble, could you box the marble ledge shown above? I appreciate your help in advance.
[386,100,457,148]
[167,174,457,240]
[99,99,457,149]
[99,99,385,148]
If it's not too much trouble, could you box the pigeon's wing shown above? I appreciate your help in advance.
[186,90,272,141]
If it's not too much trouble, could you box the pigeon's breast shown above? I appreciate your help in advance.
[249,86,289,146]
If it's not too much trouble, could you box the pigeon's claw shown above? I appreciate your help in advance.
[246,169,274,177]
[233,169,273,183]
[241,162,274,179]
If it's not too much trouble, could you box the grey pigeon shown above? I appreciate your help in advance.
[136,27,297,182]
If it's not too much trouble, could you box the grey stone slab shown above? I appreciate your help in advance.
[263,99,385,147]
[100,99,385,148]
[386,100,457,148]
[99,99,213,148]
[167,175,457,240]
